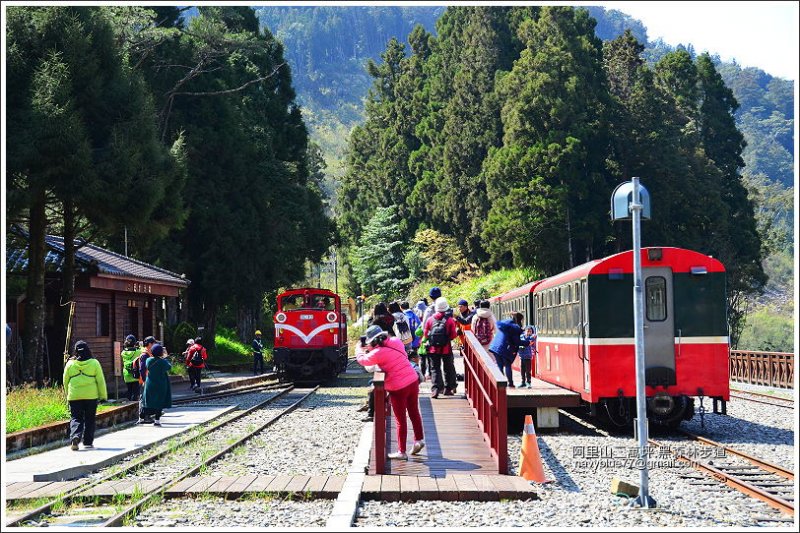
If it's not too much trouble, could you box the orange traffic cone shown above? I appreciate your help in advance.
[518,414,548,483]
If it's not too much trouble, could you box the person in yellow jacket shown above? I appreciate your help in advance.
[63,340,107,450]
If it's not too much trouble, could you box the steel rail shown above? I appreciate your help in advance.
[650,438,794,516]
[102,386,320,527]
[173,380,283,404]
[729,391,794,408]
[5,386,294,527]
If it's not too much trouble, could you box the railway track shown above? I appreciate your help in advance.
[557,408,794,516]
[729,389,794,409]
[6,386,319,527]
[650,430,794,516]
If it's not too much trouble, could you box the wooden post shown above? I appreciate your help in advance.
[373,372,386,474]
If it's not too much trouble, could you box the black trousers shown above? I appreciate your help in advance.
[188,367,202,389]
[126,381,140,401]
[520,358,532,384]
[420,353,430,377]
[253,353,265,374]
[429,352,457,393]
[69,399,98,446]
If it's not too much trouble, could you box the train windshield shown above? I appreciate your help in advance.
[280,293,336,311]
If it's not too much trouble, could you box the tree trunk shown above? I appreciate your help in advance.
[23,189,47,385]
[236,304,260,344]
[54,200,76,383]
[203,303,218,351]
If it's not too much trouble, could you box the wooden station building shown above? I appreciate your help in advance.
[6,233,190,384]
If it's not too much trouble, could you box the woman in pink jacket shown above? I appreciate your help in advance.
[356,325,425,460]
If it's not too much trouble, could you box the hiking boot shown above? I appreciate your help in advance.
[361,415,374,422]
[356,402,369,412]
[444,388,455,396]
[137,418,153,425]
[83,444,94,449]
[70,438,80,451]
[153,419,161,426]
[388,451,408,460]
[411,440,426,456]
[526,382,532,389]
[431,388,440,399]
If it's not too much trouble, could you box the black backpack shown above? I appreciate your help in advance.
[131,358,140,380]
[190,347,204,366]
[428,317,450,347]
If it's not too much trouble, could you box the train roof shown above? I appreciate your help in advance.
[489,280,546,303]
[534,247,725,291]
[278,287,341,298]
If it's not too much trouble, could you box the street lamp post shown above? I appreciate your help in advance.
[611,176,655,509]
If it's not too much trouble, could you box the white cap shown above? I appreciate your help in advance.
[186,338,195,345]
[435,297,449,312]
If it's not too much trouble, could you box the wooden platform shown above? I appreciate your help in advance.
[374,389,499,477]
[361,475,538,501]
[4,476,346,501]
[505,377,582,409]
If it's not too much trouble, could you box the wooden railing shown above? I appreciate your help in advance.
[730,350,794,389]
[373,372,391,474]
[461,331,508,474]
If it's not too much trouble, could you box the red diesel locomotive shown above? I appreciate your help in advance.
[273,288,349,382]
[491,247,729,427]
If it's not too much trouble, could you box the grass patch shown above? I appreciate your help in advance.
[6,384,116,434]
[407,268,539,309]
[213,326,273,366]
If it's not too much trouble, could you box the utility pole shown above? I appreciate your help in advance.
[333,247,338,295]
[612,177,655,509]
[124,226,128,257]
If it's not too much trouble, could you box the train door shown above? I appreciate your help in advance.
[643,267,676,386]
[580,279,589,391]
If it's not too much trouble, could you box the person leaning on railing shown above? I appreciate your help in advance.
[355,325,426,460]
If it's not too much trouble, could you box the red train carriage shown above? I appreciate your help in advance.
[491,247,729,427]
[273,288,349,382]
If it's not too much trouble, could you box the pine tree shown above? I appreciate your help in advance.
[349,207,408,300]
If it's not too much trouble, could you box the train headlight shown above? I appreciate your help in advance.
[327,312,337,323]
[275,312,287,323]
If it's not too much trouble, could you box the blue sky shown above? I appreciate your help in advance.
[598,1,798,80]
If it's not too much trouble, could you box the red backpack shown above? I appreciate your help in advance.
[474,317,492,345]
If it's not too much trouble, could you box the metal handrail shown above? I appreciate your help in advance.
[462,331,508,474]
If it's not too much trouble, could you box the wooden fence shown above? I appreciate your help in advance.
[730,350,794,389]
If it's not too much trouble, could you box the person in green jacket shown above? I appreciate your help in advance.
[142,344,172,426]
[63,340,107,450]
[415,325,430,380]
[120,334,141,401]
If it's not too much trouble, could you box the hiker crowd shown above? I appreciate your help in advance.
[355,286,538,460]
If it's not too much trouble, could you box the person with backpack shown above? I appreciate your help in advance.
[471,300,498,353]
[423,297,458,398]
[120,335,141,401]
[252,330,265,375]
[136,336,156,424]
[63,340,107,450]
[142,344,172,426]
[356,325,425,460]
[370,302,395,336]
[185,337,207,392]
[414,299,427,321]
[489,312,524,387]
[400,301,421,361]
[388,301,414,355]
[518,325,538,388]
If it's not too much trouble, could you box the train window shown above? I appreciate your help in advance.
[281,294,304,310]
[645,277,667,321]
[309,295,335,311]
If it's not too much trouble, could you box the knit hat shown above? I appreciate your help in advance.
[143,336,156,346]
[125,334,137,346]
[74,340,92,360]
[429,286,442,299]
[458,299,468,306]
[151,343,164,357]
[435,297,449,312]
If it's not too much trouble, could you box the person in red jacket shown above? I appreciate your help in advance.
[423,297,458,399]
[185,336,207,393]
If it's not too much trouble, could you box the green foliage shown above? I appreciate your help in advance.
[407,268,538,310]
[6,384,113,434]
[349,206,408,301]
[737,307,794,353]
[213,326,271,365]
[411,228,471,282]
